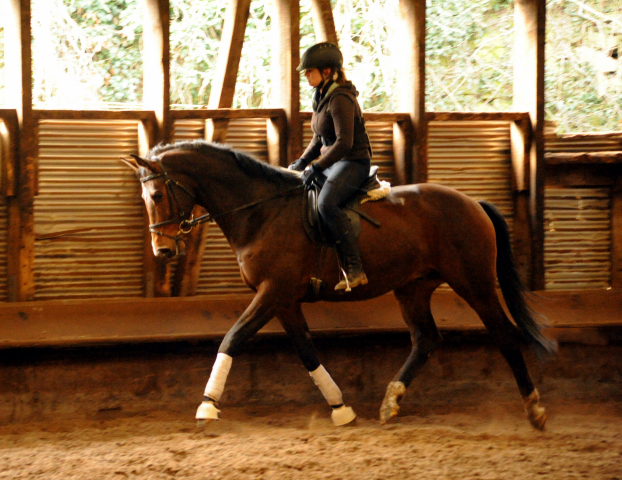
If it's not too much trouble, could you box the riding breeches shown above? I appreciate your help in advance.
[317,159,371,241]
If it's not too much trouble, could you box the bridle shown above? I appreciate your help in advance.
[141,159,303,250]
[140,162,199,246]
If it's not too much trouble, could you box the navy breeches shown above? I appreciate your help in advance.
[317,159,371,240]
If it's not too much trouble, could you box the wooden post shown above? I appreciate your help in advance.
[271,0,302,161]
[392,118,414,186]
[397,0,426,184]
[138,119,163,297]
[267,114,288,167]
[510,117,533,284]
[612,177,622,289]
[206,0,251,143]
[310,0,338,44]
[4,0,37,301]
[514,0,546,290]
[143,0,171,144]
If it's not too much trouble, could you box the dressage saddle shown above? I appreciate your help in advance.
[302,165,382,246]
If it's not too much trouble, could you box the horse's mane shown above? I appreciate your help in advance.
[148,140,300,185]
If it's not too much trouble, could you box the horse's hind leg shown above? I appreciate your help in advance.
[276,304,356,426]
[454,285,546,430]
[381,278,443,424]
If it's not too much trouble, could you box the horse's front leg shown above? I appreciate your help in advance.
[276,304,356,426]
[196,287,276,424]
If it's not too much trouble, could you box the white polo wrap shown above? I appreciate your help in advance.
[309,365,343,406]
[204,353,233,402]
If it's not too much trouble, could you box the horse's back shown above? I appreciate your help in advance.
[355,182,497,286]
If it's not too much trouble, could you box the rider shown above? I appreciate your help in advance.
[288,42,372,291]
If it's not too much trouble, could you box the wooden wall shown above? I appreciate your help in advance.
[0,0,621,347]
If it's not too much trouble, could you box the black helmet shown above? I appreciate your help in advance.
[297,42,343,71]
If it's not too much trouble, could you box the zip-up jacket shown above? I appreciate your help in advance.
[300,81,372,170]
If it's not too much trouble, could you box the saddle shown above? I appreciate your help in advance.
[302,165,385,246]
[301,166,389,300]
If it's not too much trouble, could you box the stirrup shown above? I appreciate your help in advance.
[335,269,368,292]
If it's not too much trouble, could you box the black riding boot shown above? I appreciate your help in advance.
[334,225,368,291]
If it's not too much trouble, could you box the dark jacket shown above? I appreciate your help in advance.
[300,81,372,170]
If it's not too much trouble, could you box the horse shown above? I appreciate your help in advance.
[121,140,556,430]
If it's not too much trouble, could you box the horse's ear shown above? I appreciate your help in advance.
[119,154,156,172]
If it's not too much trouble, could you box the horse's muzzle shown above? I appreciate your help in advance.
[156,247,175,259]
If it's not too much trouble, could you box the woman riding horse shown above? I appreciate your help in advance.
[289,42,372,291]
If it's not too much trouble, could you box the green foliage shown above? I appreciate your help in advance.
[425,0,514,112]
[0,0,619,132]
[30,0,143,107]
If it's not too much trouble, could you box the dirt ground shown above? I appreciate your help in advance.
[0,400,620,480]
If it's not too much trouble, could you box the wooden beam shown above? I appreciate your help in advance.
[545,151,622,165]
[425,112,531,122]
[0,111,19,301]
[514,0,546,290]
[612,177,622,289]
[4,0,36,301]
[204,0,252,146]
[138,120,161,297]
[510,118,533,284]
[392,118,414,185]
[0,110,18,197]
[397,0,427,183]
[545,164,620,187]
[0,290,619,349]
[33,110,156,121]
[209,0,251,109]
[143,0,171,144]
[310,0,338,44]
[267,115,288,167]
[170,108,286,120]
[271,0,302,160]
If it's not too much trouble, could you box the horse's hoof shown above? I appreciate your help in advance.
[331,405,356,426]
[196,401,220,423]
[380,381,406,425]
[524,389,546,431]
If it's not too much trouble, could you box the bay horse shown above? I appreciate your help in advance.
[122,140,555,430]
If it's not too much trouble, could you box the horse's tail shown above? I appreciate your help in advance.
[478,200,557,358]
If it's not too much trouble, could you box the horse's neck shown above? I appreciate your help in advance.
[183,155,294,249]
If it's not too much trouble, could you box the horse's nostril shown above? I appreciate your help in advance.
[157,247,173,258]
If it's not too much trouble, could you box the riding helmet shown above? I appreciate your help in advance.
[297,42,343,71]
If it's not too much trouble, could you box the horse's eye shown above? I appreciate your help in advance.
[152,192,164,203]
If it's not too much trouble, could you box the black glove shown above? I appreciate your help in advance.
[301,163,324,188]
[288,158,308,171]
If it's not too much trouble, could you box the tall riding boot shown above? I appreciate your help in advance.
[334,226,368,291]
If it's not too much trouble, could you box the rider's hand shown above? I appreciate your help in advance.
[301,163,324,187]
[288,158,307,171]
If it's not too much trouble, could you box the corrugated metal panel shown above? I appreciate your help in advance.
[34,120,144,300]
[427,121,514,229]
[427,120,513,292]
[544,187,612,290]
[301,117,395,181]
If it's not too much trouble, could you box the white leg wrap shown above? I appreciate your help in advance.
[204,353,233,402]
[309,365,344,406]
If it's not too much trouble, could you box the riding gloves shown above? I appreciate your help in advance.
[301,163,324,188]
[288,158,308,171]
